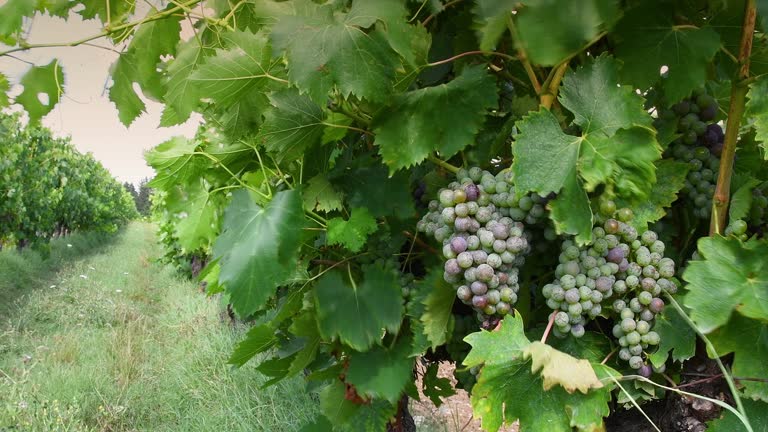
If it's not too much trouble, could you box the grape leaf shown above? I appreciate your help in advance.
[326,208,378,253]
[213,189,306,317]
[16,60,65,123]
[229,324,278,367]
[684,236,768,333]
[512,109,581,197]
[145,136,202,189]
[612,0,721,103]
[322,112,353,144]
[617,159,690,231]
[515,0,619,66]
[422,362,455,406]
[708,399,768,431]
[523,341,604,393]
[0,0,34,40]
[549,170,594,245]
[320,380,397,432]
[332,157,416,219]
[708,314,768,401]
[314,265,403,351]
[303,175,343,213]
[287,310,322,377]
[257,88,325,162]
[0,73,9,108]
[166,179,216,251]
[419,269,456,350]
[191,30,283,109]
[746,76,768,158]
[463,313,531,367]
[560,55,652,136]
[346,336,414,403]
[373,65,498,173]
[648,304,696,368]
[538,330,612,364]
[299,416,334,432]
[270,3,400,103]
[162,40,213,125]
[211,85,272,139]
[79,0,134,25]
[730,178,761,221]
[109,8,181,126]
[471,0,515,51]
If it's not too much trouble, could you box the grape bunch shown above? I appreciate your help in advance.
[417,167,547,318]
[657,89,723,219]
[541,203,678,375]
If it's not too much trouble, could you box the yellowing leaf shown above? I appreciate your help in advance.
[523,341,604,394]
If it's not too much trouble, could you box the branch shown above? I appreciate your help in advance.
[540,61,568,109]
[427,154,461,174]
[506,16,541,93]
[710,0,757,235]
[0,0,202,58]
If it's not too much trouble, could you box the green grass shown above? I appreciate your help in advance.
[0,222,318,432]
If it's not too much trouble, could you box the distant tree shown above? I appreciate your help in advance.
[123,182,139,203]
[136,178,152,217]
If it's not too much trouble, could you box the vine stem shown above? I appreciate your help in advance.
[540,312,556,343]
[0,0,202,58]
[540,61,568,109]
[665,294,752,430]
[425,50,517,68]
[426,154,460,174]
[710,0,757,235]
[506,16,542,93]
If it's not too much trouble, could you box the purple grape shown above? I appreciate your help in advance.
[619,258,629,272]
[465,183,479,201]
[456,285,472,301]
[451,236,468,254]
[471,281,488,295]
[606,247,625,264]
[595,276,613,293]
[472,295,488,309]
[700,105,717,121]
[444,259,461,275]
[454,217,471,232]
[649,298,665,313]
[639,364,653,378]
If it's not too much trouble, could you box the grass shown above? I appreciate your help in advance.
[0,222,318,432]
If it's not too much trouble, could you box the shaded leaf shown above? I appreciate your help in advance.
[423,362,455,406]
[684,236,768,333]
[229,324,278,367]
[346,336,414,403]
[746,76,768,158]
[326,208,378,253]
[303,175,343,213]
[708,314,768,401]
[617,159,690,231]
[213,189,305,317]
[257,88,325,162]
[314,265,403,351]
[648,305,696,368]
[373,65,497,173]
[419,269,456,350]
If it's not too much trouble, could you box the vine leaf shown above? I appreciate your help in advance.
[419,269,456,350]
[270,2,401,103]
[213,189,305,317]
[16,60,65,123]
[464,315,613,431]
[523,341,604,393]
[165,179,216,252]
[332,157,416,219]
[548,172,593,245]
[746,76,768,158]
[326,208,378,253]
[109,7,181,126]
[514,0,619,66]
[162,40,213,125]
[319,380,396,432]
[0,0,34,42]
[314,265,403,351]
[648,304,696,368]
[299,416,334,432]
[708,314,768,401]
[145,136,202,189]
[303,175,343,213]
[708,399,768,431]
[229,324,278,367]
[0,73,9,108]
[257,88,325,162]
[617,159,690,231]
[613,0,721,103]
[373,65,498,173]
[683,236,768,333]
[472,0,515,51]
[346,336,414,403]
[422,362,455,407]
[286,310,322,377]
[79,0,134,25]
[730,178,761,221]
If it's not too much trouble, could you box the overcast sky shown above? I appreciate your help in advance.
[0,7,201,185]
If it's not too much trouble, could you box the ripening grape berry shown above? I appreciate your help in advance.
[628,356,644,370]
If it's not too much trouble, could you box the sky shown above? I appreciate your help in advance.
[0,5,201,185]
